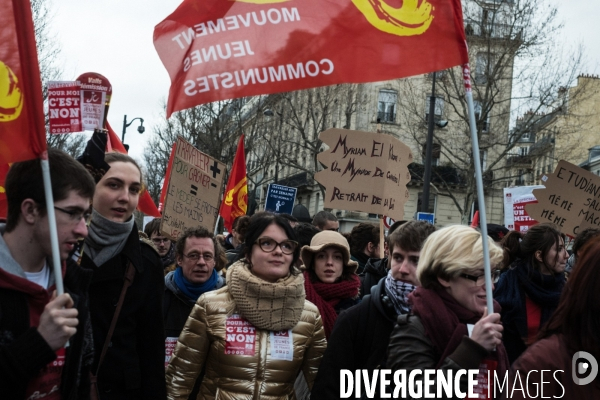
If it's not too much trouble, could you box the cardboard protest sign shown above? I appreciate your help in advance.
[314,128,412,221]
[160,136,226,240]
[503,185,543,230]
[525,160,600,237]
[48,81,81,134]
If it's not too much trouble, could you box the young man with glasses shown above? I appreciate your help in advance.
[144,218,177,274]
[0,149,96,398]
[163,226,227,396]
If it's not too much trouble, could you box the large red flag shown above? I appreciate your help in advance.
[105,122,161,217]
[154,0,469,116]
[219,134,247,231]
[159,143,177,213]
[0,0,47,219]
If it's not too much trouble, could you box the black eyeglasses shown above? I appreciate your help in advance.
[459,270,501,286]
[54,206,92,224]
[152,238,170,245]
[255,237,298,255]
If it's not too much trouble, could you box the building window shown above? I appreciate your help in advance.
[519,146,529,156]
[425,96,444,122]
[479,150,487,171]
[377,89,397,123]
[315,193,320,214]
[474,101,490,133]
[475,52,493,84]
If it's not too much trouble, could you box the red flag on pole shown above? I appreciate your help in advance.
[159,143,177,213]
[154,0,469,116]
[105,122,161,217]
[219,135,247,231]
[0,0,48,219]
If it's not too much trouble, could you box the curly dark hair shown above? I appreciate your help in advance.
[348,223,380,257]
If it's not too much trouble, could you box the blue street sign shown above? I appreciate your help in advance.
[416,212,435,224]
[265,184,297,215]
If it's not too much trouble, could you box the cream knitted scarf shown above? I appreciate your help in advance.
[226,260,306,331]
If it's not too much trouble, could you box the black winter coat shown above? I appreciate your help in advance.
[82,225,166,400]
[311,278,398,400]
[358,257,387,299]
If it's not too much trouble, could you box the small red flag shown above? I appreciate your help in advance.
[154,0,468,116]
[105,122,161,218]
[219,135,247,231]
[0,0,47,219]
[159,143,177,213]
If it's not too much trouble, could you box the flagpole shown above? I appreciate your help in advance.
[214,215,221,236]
[463,64,494,314]
[41,153,65,295]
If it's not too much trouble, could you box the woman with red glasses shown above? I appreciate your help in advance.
[166,212,326,400]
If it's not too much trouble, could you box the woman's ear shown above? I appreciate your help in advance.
[437,276,451,288]
[535,250,543,263]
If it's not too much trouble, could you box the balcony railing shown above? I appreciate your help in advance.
[464,20,522,40]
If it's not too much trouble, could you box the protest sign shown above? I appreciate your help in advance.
[77,72,111,131]
[48,81,81,134]
[525,160,600,237]
[160,136,226,240]
[503,185,543,231]
[265,184,296,214]
[314,128,412,221]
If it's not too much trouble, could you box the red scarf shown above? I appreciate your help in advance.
[303,271,360,338]
[410,287,509,374]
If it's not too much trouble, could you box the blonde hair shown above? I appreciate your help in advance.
[417,225,503,289]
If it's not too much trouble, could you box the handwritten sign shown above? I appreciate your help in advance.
[526,160,600,237]
[160,136,226,240]
[314,128,412,221]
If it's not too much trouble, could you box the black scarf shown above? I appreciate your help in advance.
[495,258,565,339]
[161,242,176,269]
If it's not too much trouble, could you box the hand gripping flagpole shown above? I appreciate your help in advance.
[41,151,65,295]
[463,64,494,314]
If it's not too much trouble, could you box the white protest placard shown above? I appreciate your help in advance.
[160,136,226,240]
[48,81,81,134]
[314,128,413,221]
[503,185,543,231]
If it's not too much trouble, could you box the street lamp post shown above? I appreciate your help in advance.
[121,115,145,152]
[421,73,448,213]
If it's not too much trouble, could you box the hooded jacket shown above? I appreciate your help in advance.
[358,257,387,299]
[0,226,94,399]
[166,261,327,400]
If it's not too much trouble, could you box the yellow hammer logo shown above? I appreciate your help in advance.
[352,0,434,36]
[0,61,24,122]
[225,177,248,207]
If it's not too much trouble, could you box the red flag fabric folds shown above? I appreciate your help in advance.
[219,134,247,231]
[154,0,469,116]
[105,122,161,218]
[159,143,177,213]
[0,0,47,219]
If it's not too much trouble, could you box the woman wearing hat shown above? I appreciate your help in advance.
[301,231,361,339]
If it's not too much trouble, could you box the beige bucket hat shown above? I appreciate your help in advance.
[300,230,358,274]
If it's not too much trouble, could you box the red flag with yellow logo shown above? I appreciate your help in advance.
[0,0,47,218]
[219,134,247,231]
[154,0,469,116]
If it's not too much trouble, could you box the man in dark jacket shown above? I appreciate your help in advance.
[311,221,436,400]
[349,223,381,274]
[0,149,96,399]
[163,227,226,399]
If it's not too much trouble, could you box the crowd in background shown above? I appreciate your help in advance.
[2,135,599,399]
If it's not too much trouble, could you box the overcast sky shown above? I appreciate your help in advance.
[50,0,600,163]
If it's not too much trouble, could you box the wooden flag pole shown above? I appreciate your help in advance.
[379,216,385,259]
[463,64,494,314]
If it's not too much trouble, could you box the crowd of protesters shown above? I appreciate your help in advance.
[2,134,599,399]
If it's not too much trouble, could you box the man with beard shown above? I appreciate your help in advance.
[311,221,436,400]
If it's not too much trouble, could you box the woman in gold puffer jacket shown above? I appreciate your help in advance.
[166,212,327,400]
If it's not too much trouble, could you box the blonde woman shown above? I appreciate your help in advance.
[387,225,509,399]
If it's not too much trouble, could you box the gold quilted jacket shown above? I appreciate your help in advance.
[165,286,327,399]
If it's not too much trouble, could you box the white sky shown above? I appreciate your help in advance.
[51,0,600,164]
